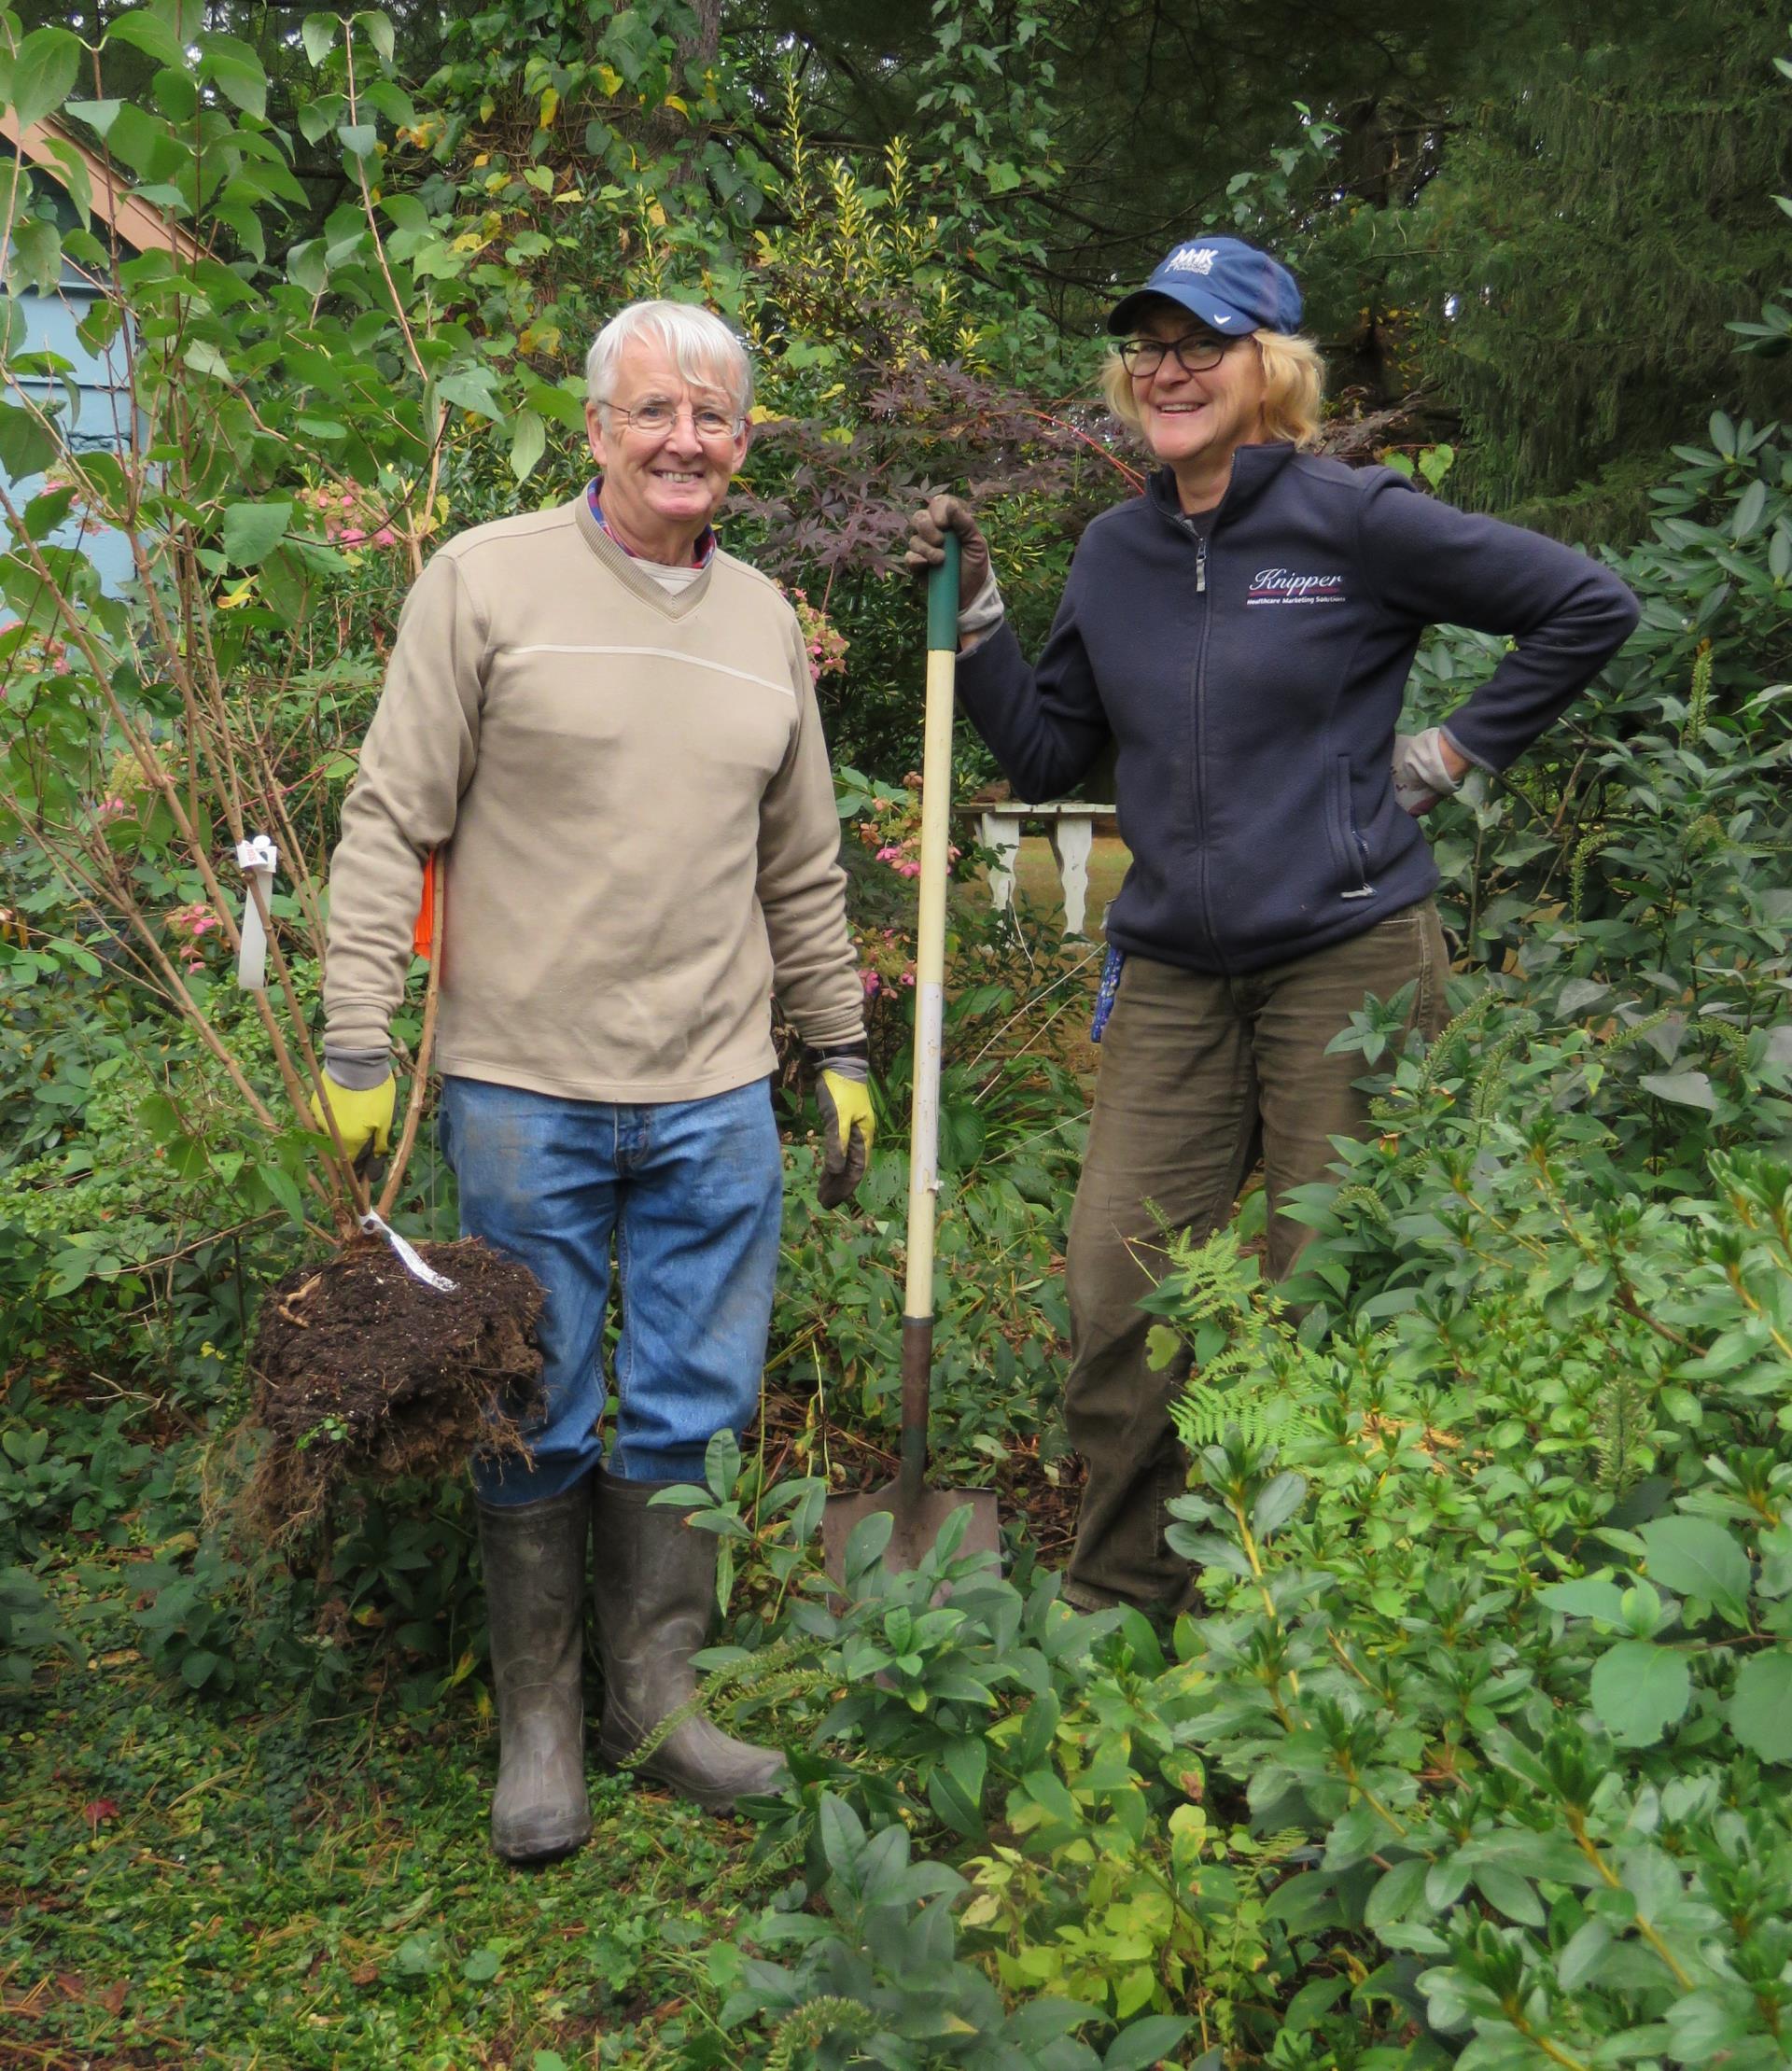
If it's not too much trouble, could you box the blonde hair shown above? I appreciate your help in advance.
[1099,329,1325,450]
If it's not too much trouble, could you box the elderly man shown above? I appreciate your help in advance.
[313,301,874,1862]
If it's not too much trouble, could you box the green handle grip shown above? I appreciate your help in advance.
[927,531,960,652]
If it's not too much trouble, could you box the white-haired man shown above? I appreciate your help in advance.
[313,301,875,1862]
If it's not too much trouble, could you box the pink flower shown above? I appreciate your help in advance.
[372,526,396,547]
[97,797,130,821]
[875,845,903,863]
[167,901,221,947]
[340,527,366,547]
[861,970,881,999]
[896,860,921,878]
[340,493,355,509]
[900,971,915,986]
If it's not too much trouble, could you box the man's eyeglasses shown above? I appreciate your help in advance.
[605,398,742,441]
[1115,332,1236,377]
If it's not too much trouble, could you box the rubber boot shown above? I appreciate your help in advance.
[591,1465,788,1812]
[478,1479,593,1864]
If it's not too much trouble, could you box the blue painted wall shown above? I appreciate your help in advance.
[5,159,145,597]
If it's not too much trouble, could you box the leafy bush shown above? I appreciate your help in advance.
[1142,1150,1792,2061]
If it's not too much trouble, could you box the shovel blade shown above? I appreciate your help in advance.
[822,1479,1001,1589]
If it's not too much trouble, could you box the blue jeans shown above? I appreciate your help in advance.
[438,1074,783,1505]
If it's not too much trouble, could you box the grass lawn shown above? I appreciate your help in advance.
[957,835,1130,941]
[2,1609,763,2068]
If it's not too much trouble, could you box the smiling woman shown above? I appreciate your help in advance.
[903,231,1642,1617]
[1098,323,1323,473]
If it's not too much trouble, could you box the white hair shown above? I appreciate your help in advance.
[584,301,753,417]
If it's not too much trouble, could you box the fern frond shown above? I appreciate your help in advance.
[617,1630,815,1771]
[1159,1225,1331,1453]
[1703,1018,1752,1058]
[1470,1011,1538,1130]
[1171,1365,1328,1451]
[1413,988,1500,1098]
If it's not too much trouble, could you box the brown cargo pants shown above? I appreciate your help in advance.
[1061,899,1451,1612]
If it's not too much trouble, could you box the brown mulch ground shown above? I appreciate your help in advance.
[242,1235,545,1542]
[752,1385,1085,1564]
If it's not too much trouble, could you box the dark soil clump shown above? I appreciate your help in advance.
[244,1236,545,1540]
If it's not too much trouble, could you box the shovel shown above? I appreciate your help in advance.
[822,534,1002,1586]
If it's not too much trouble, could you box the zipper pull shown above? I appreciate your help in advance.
[1196,537,1207,594]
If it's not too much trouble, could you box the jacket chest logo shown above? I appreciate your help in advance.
[1246,567,1348,606]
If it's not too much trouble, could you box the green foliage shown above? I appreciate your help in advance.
[652,1427,829,1623]
[1141,1223,1328,1452]
[1144,1207,1792,2057]
[1302,6,1792,536]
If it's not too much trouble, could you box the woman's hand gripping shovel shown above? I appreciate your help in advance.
[821,533,1001,1588]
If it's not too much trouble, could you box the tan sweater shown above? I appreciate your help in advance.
[323,497,865,1102]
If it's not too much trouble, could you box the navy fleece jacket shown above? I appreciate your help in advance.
[955,443,1640,976]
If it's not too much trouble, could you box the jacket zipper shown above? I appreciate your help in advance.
[1337,756,1375,900]
[1191,529,1222,968]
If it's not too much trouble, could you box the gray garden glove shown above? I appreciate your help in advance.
[1393,726,1468,816]
[903,496,1000,635]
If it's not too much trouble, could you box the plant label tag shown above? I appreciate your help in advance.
[358,1208,457,1294]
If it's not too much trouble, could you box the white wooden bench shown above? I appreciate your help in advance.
[970,802,1115,938]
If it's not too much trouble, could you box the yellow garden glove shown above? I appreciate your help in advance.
[814,1062,875,1210]
[308,1069,395,1168]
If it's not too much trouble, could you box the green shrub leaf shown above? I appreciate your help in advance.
[220,501,293,568]
[1102,2015,1193,2071]
[1637,1517,1753,1626]
[1639,1069,1718,1112]
[11,27,81,133]
[1365,1856,1429,1929]
[1729,1647,1792,1761]
[1539,1577,1627,1623]
[1589,1640,1691,1746]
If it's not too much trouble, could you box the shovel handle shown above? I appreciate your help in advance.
[900,1315,932,1501]
[898,538,959,1491]
[928,530,960,651]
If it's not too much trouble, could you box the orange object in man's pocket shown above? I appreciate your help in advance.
[412,849,441,960]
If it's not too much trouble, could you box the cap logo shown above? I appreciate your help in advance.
[1212,312,1234,325]
[1166,242,1217,276]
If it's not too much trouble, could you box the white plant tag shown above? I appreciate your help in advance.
[359,1208,458,1294]
[234,833,277,990]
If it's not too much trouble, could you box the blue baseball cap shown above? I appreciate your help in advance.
[1107,235,1303,339]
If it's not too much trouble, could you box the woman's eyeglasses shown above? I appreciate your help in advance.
[605,399,742,440]
[1115,332,1235,376]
